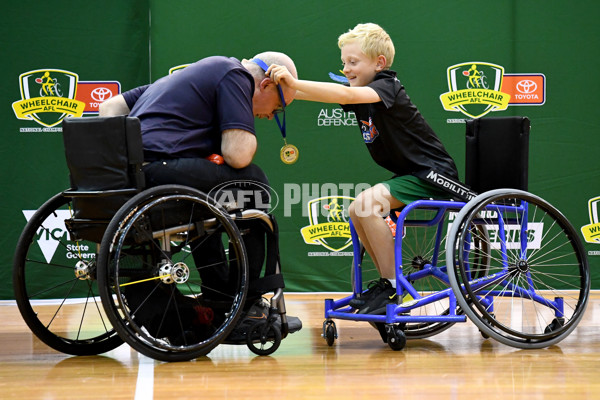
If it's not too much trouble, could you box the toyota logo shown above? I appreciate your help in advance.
[516,80,537,94]
[91,87,113,102]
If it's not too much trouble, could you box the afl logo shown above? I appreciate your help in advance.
[516,80,537,94]
[91,87,113,102]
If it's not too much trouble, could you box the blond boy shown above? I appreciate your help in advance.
[269,23,458,314]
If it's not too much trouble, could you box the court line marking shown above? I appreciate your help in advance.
[134,353,155,400]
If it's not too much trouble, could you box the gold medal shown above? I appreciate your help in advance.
[280,140,299,164]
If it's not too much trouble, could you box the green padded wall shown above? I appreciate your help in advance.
[2,0,599,298]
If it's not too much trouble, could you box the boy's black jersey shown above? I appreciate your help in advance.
[341,70,458,180]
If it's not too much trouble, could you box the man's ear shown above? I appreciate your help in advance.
[259,78,272,90]
[376,55,387,71]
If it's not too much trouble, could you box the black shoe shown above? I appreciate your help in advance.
[357,285,398,315]
[349,278,392,309]
[225,298,302,343]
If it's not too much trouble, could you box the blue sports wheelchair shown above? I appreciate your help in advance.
[323,116,590,350]
[13,116,294,361]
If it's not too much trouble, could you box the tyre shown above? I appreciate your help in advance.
[97,185,249,361]
[397,207,488,338]
[13,192,122,355]
[386,325,407,351]
[246,322,281,356]
[323,320,337,347]
[447,189,590,348]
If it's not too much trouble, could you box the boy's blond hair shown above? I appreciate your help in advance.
[338,23,395,69]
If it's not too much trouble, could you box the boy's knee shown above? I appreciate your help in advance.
[349,201,358,219]
[351,193,382,219]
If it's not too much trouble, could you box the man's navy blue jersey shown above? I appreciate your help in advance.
[122,56,255,161]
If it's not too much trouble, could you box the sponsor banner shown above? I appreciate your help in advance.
[440,62,546,120]
[12,69,86,127]
[12,68,121,130]
[448,221,544,250]
[440,62,510,119]
[317,108,357,127]
[22,209,95,264]
[501,74,546,105]
[76,81,121,114]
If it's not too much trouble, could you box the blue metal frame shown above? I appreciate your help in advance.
[323,197,566,328]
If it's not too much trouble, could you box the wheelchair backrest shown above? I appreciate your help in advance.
[62,116,145,241]
[63,116,144,192]
[465,116,530,193]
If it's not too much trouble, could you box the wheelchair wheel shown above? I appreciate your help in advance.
[400,208,489,338]
[13,192,123,355]
[97,185,249,362]
[447,189,590,348]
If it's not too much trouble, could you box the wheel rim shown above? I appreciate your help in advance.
[451,190,589,346]
[13,193,121,355]
[98,187,249,361]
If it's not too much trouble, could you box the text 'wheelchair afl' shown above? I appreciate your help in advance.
[323,116,590,350]
[13,116,294,361]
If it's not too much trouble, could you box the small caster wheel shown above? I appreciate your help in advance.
[385,325,406,351]
[247,322,281,356]
[323,320,337,346]
[544,317,565,334]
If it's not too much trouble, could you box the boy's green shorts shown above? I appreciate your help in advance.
[381,175,450,205]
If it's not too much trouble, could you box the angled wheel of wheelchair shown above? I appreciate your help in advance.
[96,185,249,362]
[13,192,123,355]
[447,189,590,348]
[396,208,457,338]
[351,208,479,339]
[393,207,488,339]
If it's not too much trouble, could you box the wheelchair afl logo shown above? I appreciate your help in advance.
[581,196,600,245]
[300,196,353,252]
[12,69,86,127]
[440,62,511,119]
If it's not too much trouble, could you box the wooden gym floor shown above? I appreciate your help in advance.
[1,292,599,400]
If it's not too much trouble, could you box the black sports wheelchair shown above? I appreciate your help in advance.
[13,116,295,361]
[323,116,590,350]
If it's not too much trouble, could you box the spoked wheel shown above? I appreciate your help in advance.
[12,192,123,355]
[447,189,590,348]
[97,185,249,362]
[398,207,489,339]
[246,321,282,356]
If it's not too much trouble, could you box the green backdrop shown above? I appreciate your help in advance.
[2,0,599,298]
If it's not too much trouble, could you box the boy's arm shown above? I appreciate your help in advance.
[267,65,380,105]
[294,80,380,104]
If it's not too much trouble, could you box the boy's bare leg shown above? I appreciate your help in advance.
[349,184,404,281]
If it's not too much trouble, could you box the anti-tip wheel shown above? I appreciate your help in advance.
[246,322,282,356]
[386,325,406,351]
[323,320,337,347]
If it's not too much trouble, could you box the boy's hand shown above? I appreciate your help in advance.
[267,64,297,88]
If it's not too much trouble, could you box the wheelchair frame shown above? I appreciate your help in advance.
[323,190,590,350]
[12,117,291,361]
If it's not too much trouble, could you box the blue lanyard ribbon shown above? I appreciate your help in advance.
[251,58,286,139]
